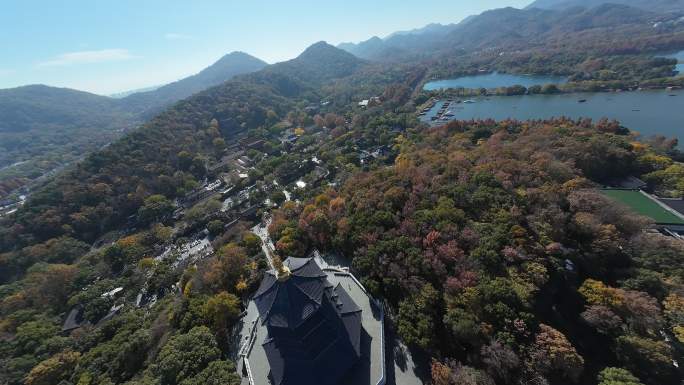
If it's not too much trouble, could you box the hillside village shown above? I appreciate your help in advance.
[51,95,423,384]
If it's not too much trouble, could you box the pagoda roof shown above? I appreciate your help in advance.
[254,257,331,329]
[253,257,364,385]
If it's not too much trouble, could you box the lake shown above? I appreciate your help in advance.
[421,89,684,144]
[424,72,567,91]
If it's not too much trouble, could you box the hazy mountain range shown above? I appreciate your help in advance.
[118,52,268,117]
[527,0,684,13]
[338,0,682,60]
[109,85,161,99]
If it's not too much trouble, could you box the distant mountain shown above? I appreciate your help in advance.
[0,85,131,134]
[338,37,386,60]
[339,4,664,60]
[527,0,684,13]
[0,52,268,136]
[0,51,267,200]
[119,51,268,117]
[109,85,161,99]
[338,23,458,60]
[257,42,365,89]
[443,4,656,49]
[283,41,364,79]
[386,23,458,39]
[442,7,557,50]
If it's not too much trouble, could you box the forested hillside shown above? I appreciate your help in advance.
[268,118,684,385]
[0,86,136,201]
[0,85,130,135]
[0,43,363,254]
[0,53,267,202]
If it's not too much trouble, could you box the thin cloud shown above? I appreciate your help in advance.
[38,49,134,67]
[165,33,193,40]
[0,69,14,76]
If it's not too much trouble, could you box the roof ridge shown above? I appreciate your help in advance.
[291,276,326,305]
[259,283,281,325]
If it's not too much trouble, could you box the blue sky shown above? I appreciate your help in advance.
[0,0,529,95]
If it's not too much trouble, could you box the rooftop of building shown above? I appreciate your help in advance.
[658,197,684,217]
[235,256,386,385]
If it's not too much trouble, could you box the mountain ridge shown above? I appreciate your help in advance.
[526,0,684,13]
[0,84,129,133]
[257,41,366,88]
[119,51,268,117]
[338,3,670,61]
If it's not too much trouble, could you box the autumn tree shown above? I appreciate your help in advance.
[579,279,663,335]
[431,360,453,385]
[530,324,584,383]
[240,232,262,256]
[481,340,519,380]
[203,292,241,338]
[581,305,622,335]
[203,243,249,293]
[663,293,684,342]
[25,350,80,385]
[24,263,78,310]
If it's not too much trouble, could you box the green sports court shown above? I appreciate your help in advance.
[602,189,684,225]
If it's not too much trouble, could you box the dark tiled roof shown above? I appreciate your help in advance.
[335,282,363,357]
[606,176,647,190]
[341,312,363,357]
[254,258,329,329]
[333,282,362,315]
[658,224,684,234]
[254,258,363,385]
[262,294,361,385]
[659,198,684,216]
[62,306,88,332]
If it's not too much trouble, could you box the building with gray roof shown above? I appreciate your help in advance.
[236,256,385,385]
